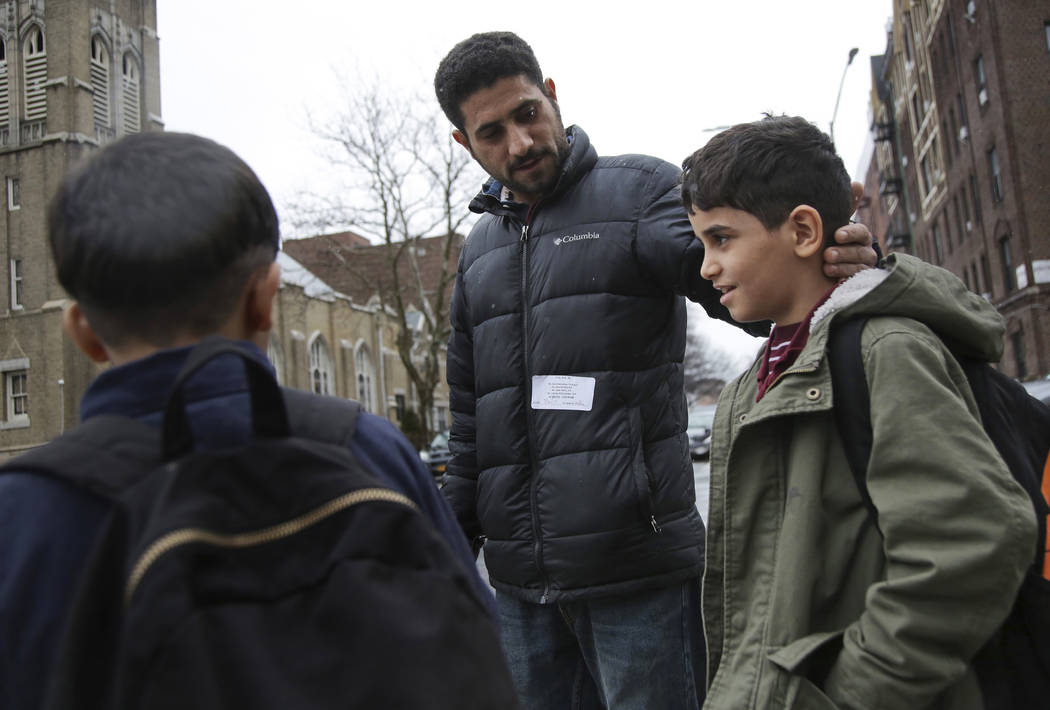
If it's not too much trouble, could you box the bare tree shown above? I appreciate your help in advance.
[684,310,758,404]
[290,74,484,445]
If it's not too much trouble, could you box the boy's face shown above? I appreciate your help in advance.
[688,205,810,326]
[452,74,570,205]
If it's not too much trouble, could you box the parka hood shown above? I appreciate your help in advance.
[812,253,1004,363]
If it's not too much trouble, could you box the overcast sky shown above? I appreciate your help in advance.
[156,0,894,365]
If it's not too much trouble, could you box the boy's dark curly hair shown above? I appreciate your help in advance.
[680,115,853,246]
[48,132,279,347]
[434,31,545,131]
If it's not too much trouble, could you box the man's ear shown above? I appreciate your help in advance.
[62,302,110,363]
[452,128,471,151]
[244,261,281,337]
[786,205,826,258]
[544,77,558,103]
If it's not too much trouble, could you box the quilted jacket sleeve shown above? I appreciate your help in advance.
[442,263,483,544]
[822,322,1036,710]
[632,163,770,338]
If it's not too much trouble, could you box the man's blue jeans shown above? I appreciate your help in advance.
[496,578,705,710]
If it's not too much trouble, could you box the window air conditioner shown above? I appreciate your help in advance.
[959,126,969,142]
[978,88,988,106]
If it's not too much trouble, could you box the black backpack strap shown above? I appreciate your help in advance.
[827,316,880,529]
[163,336,290,459]
[281,387,362,447]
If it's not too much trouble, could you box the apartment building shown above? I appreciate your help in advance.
[865,0,1050,379]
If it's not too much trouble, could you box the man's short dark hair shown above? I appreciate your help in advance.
[434,31,546,131]
[680,115,852,245]
[48,131,279,347]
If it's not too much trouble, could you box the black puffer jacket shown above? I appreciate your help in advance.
[445,126,761,602]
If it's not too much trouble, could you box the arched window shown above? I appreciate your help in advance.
[90,36,110,129]
[355,344,376,413]
[308,334,333,396]
[0,37,9,129]
[267,335,284,385]
[121,52,140,134]
[22,27,46,121]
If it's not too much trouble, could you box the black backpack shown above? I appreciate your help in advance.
[2,337,518,710]
[828,316,1050,710]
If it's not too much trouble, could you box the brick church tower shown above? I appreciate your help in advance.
[0,0,161,457]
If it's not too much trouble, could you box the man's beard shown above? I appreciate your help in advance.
[502,130,571,200]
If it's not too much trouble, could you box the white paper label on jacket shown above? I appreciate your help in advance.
[531,375,595,411]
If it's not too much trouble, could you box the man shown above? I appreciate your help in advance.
[433,32,876,709]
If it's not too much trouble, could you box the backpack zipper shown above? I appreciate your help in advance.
[124,487,418,605]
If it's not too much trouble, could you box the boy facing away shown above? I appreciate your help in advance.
[681,116,1035,710]
[0,132,498,710]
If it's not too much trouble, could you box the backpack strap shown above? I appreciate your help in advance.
[829,316,1050,573]
[281,387,362,447]
[0,344,365,493]
[826,316,880,530]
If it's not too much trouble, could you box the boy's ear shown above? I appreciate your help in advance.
[243,261,281,337]
[786,205,825,259]
[62,302,110,363]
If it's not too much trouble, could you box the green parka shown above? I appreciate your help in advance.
[702,254,1036,710]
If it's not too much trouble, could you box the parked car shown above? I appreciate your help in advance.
[687,405,717,461]
[1022,375,1050,405]
[419,430,452,479]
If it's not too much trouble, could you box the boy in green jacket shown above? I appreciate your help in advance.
[681,115,1035,710]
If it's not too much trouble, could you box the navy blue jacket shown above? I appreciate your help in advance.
[0,342,490,710]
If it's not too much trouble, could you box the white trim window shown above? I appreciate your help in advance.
[308,334,333,396]
[9,257,22,309]
[354,344,376,413]
[7,176,18,211]
[90,36,110,129]
[1,358,29,429]
[121,53,140,134]
[22,27,46,121]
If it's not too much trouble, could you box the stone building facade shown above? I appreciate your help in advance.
[0,1,451,459]
[0,0,162,458]
[272,252,450,437]
[864,0,1050,380]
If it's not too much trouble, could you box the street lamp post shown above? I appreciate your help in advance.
[830,47,860,146]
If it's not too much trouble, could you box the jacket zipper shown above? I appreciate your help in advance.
[519,204,553,604]
[124,487,418,605]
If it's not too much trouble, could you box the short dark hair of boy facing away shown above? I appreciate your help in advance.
[680,115,853,246]
[47,131,280,349]
[434,31,547,131]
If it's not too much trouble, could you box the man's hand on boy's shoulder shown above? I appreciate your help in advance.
[823,181,879,279]
[823,222,878,279]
